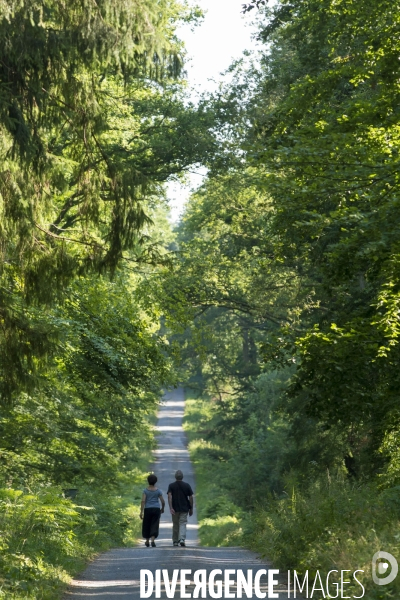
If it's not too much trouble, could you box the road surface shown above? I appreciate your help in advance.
[65,388,287,599]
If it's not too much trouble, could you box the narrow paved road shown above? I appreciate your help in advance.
[151,387,198,547]
[65,388,287,599]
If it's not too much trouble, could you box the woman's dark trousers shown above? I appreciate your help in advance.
[142,507,161,539]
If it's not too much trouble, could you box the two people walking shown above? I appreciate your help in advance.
[140,469,194,547]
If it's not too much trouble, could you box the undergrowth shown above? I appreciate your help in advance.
[0,433,155,598]
[184,390,400,599]
[183,394,246,547]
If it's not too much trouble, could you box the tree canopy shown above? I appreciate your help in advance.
[156,0,400,485]
[0,0,218,405]
[3,0,400,595]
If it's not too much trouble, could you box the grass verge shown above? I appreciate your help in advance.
[183,391,246,547]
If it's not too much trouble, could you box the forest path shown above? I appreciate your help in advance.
[65,388,287,599]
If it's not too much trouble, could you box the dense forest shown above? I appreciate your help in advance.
[0,0,215,596]
[1,0,400,598]
[159,0,400,597]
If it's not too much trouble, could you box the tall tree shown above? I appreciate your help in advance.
[159,0,400,480]
[0,0,217,402]
[242,0,400,463]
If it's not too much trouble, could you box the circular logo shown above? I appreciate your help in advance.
[372,551,398,586]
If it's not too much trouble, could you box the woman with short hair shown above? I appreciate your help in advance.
[140,473,165,547]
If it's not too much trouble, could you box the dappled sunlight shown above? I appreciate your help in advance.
[153,449,188,455]
[71,581,140,588]
[158,401,185,408]
[154,426,184,432]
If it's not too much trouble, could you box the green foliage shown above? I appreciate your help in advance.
[249,477,400,599]
[160,0,400,495]
[0,271,172,487]
[0,470,149,599]
[183,394,246,548]
[0,0,187,282]
[0,487,82,598]
[185,389,400,598]
[0,0,217,404]
[0,485,127,598]
[241,0,400,453]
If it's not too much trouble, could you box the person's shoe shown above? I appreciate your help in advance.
[179,539,186,547]
[145,540,150,547]
[173,542,179,547]
[151,541,156,547]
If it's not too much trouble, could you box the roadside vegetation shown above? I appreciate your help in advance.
[157,1,400,598]
[0,0,214,597]
[2,0,400,598]
[184,390,400,599]
[0,449,151,599]
[183,394,245,548]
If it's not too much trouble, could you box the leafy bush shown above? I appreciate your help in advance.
[185,390,400,599]
[248,475,400,599]
[0,482,142,599]
[0,487,83,598]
